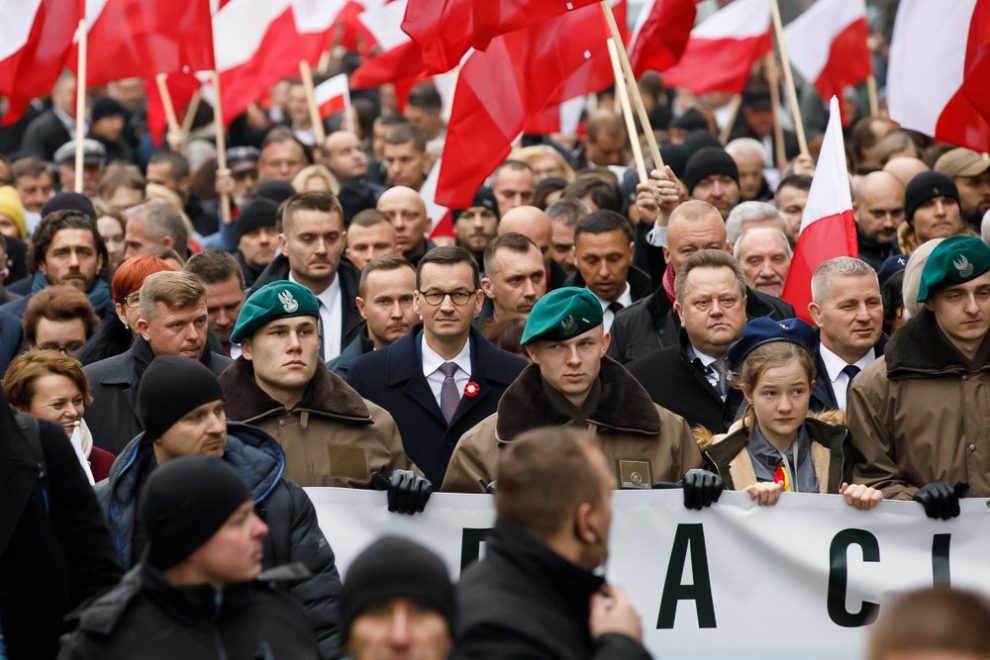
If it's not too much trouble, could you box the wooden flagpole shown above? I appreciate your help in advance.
[180,91,201,136]
[74,19,88,193]
[154,74,182,149]
[299,60,326,145]
[768,77,787,171]
[600,1,664,170]
[769,0,808,156]
[607,39,647,183]
[210,72,231,224]
[865,74,880,117]
[719,95,742,145]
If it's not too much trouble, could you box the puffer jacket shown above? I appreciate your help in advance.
[442,358,703,493]
[847,308,990,499]
[95,422,343,659]
[696,412,849,493]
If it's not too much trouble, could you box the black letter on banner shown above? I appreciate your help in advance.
[460,528,491,571]
[827,528,880,627]
[656,524,716,629]
[932,534,951,586]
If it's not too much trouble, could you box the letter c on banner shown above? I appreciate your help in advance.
[827,528,880,627]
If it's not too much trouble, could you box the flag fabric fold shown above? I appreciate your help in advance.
[79,0,215,87]
[783,0,870,102]
[660,0,771,94]
[314,73,350,118]
[782,96,858,322]
[887,0,990,153]
[0,0,80,126]
[627,0,698,76]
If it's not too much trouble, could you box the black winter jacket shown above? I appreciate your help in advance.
[95,422,343,658]
[58,563,321,659]
[0,411,121,659]
[455,523,652,660]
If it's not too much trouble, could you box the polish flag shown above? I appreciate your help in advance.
[214,0,344,125]
[887,0,990,153]
[783,0,870,103]
[781,96,858,323]
[314,73,350,118]
[78,0,215,87]
[0,0,80,126]
[627,0,698,76]
[660,0,771,95]
[420,158,454,239]
[350,0,426,93]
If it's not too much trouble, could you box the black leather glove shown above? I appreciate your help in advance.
[682,469,724,510]
[912,481,968,520]
[371,470,433,515]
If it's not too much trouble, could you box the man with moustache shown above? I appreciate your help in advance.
[733,226,792,299]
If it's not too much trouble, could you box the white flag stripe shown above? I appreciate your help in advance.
[314,73,348,107]
[0,0,43,61]
[361,0,409,51]
[887,0,976,136]
[783,0,865,84]
[692,0,770,40]
[212,0,291,72]
[799,96,851,233]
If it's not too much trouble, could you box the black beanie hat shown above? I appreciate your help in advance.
[660,143,690,179]
[252,180,296,206]
[340,537,456,638]
[685,146,740,194]
[235,197,278,241]
[904,171,960,224]
[91,96,127,123]
[138,356,224,441]
[452,186,499,222]
[41,192,96,220]
[139,455,251,570]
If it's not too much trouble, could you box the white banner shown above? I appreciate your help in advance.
[305,488,990,659]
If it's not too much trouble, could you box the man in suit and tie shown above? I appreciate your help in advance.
[248,191,363,362]
[347,246,528,484]
[808,257,886,412]
[627,250,748,433]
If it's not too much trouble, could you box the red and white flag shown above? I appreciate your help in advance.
[627,0,698,76]
[887,0,990,153]
[661,0,771,95]
[782,96,858,323]
[214,0,344,125]
[350,0,428,98]
[314,73,350,118]
[420,158,454,239]
[437,1,623,208]
[783,0,870,103]
[79,0,215,87]
[0,0,80,126]
[402,0,600,75]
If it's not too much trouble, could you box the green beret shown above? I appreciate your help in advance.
[231,281,320,343]
[917,235,990,302]
[521,287,604,346]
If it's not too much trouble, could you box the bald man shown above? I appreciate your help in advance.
[323,131,369,183]
[853,171,906,269]
[607,200,794,363]
[498,206,568,290]
[377,186,434,267]
[883,157,928,187]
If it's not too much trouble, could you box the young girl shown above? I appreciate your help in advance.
[698,317,883,510]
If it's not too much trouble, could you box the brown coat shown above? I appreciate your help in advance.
[695,413,849,493]
[441,358,702,493]
[220,358,416,488]
[847,309,990,499]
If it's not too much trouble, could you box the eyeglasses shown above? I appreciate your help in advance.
[124,292,141,307]
[418,289,477,306]
[36,341,85,354]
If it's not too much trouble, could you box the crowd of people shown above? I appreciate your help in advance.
[0,21,989,660]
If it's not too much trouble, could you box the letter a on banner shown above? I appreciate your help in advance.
[657,524,717,629]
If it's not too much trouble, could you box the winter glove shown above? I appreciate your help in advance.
[371,470,433,515]
[682,469,724,510]
[912,481,968,520]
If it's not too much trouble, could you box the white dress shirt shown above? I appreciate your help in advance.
[595,283,633,333]
[290,273,343,361]
[818,343,876,411]
[421,335,472,409]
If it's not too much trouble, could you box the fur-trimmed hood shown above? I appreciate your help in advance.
[220,357,373,425]
[884,308,990,376]
[495,357,661,442]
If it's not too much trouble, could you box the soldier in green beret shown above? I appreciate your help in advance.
[218,280,432,514]
[849,235,990,518]
[442,286,705,494]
